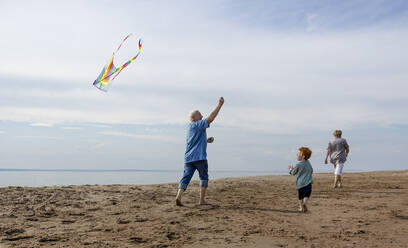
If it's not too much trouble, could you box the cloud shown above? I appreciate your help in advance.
[0,130,6,134]
[0,1,406,173]
[1,25,407,134]
[0,106,181,126]
[61,126,82,130]
[93,142,109,149]
[97,131,183,143]
[29,122,54,127]
[145,127,166,133]
[85,124,112,128]
[14,136,63,140]
[0,1,407,135]
[306,13,318,31]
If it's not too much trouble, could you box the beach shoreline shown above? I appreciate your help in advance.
[1,170,407,247]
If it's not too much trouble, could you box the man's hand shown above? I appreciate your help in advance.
[288,165,294,171]
[207,137,214,143]
[208,97,225,124]
[219,97,224,106]
[324,158,328,164]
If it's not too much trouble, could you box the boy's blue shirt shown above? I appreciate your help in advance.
[290,160,313,189]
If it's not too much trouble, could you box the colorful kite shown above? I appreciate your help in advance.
[93,34,142,91]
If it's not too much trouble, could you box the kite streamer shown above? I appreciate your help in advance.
[93,34,142,92]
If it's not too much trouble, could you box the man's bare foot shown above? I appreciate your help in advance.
[175,199,183,206]
[303,205,308,213]
[333,184,337,189]
[199,201,211,205]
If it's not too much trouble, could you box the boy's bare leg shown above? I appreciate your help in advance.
[175,189,185,206]
[298,200,304,212]
[303,197,309,212]
[199,187,208,205]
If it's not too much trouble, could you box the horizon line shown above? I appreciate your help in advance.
[0,168,280,173]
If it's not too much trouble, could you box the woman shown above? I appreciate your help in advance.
[324,130,350,188]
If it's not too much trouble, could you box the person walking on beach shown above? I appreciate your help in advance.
[175,97,225,206]
[324,130,350,188]
[288,147,313,213]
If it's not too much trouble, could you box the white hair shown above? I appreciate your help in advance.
[189,110,199,121]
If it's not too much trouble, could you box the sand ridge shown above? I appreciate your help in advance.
[0,171,407,247]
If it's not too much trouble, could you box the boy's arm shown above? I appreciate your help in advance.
[207,97,224,124]
[288,165,293,174]
[290,164,300,175]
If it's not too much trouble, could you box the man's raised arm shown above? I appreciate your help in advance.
[207,97,224,124]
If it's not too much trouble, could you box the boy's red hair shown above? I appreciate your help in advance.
[299,147,312,160]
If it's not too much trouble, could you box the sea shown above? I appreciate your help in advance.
[0,169,291,187]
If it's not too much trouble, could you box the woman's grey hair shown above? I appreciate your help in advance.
[189,110,199,121]
[333,130,342,138]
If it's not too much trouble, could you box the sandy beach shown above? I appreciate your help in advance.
[0,170,407,248]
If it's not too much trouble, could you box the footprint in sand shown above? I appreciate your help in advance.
[38,236,61,242]
[129,237,147,243]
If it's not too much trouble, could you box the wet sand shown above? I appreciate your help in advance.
[0,170,407,247]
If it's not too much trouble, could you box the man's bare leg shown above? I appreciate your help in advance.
[199,187,208,205]
[175,189,185,206]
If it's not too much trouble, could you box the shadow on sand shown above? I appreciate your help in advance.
[314,190,404,194]
[185,204,300,214]
[225,206,300,214]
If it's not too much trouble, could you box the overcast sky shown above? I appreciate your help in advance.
[0,0,407,172]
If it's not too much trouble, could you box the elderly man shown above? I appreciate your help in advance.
[175,97,225,206]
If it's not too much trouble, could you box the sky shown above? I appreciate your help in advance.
[0,0,407,172]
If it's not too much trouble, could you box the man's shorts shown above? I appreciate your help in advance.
[178,160,209,190]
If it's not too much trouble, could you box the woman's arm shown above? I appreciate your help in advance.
[324,148,330,164]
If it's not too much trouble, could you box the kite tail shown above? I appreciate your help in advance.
[114,33,132,54]
[93,36,142,91]
[111,39,142,81]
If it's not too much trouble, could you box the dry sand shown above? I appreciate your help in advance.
[0,170,407,248]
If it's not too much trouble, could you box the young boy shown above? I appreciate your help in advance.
[324,130,350,188]
[288,147,313,213]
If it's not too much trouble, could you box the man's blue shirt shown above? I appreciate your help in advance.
[184,119,209,163]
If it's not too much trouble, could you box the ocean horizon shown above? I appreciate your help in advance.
[0,168,371,187]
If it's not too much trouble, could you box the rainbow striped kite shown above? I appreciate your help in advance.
[93,34,142,91]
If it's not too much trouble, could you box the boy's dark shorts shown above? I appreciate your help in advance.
[298,183,312,200]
